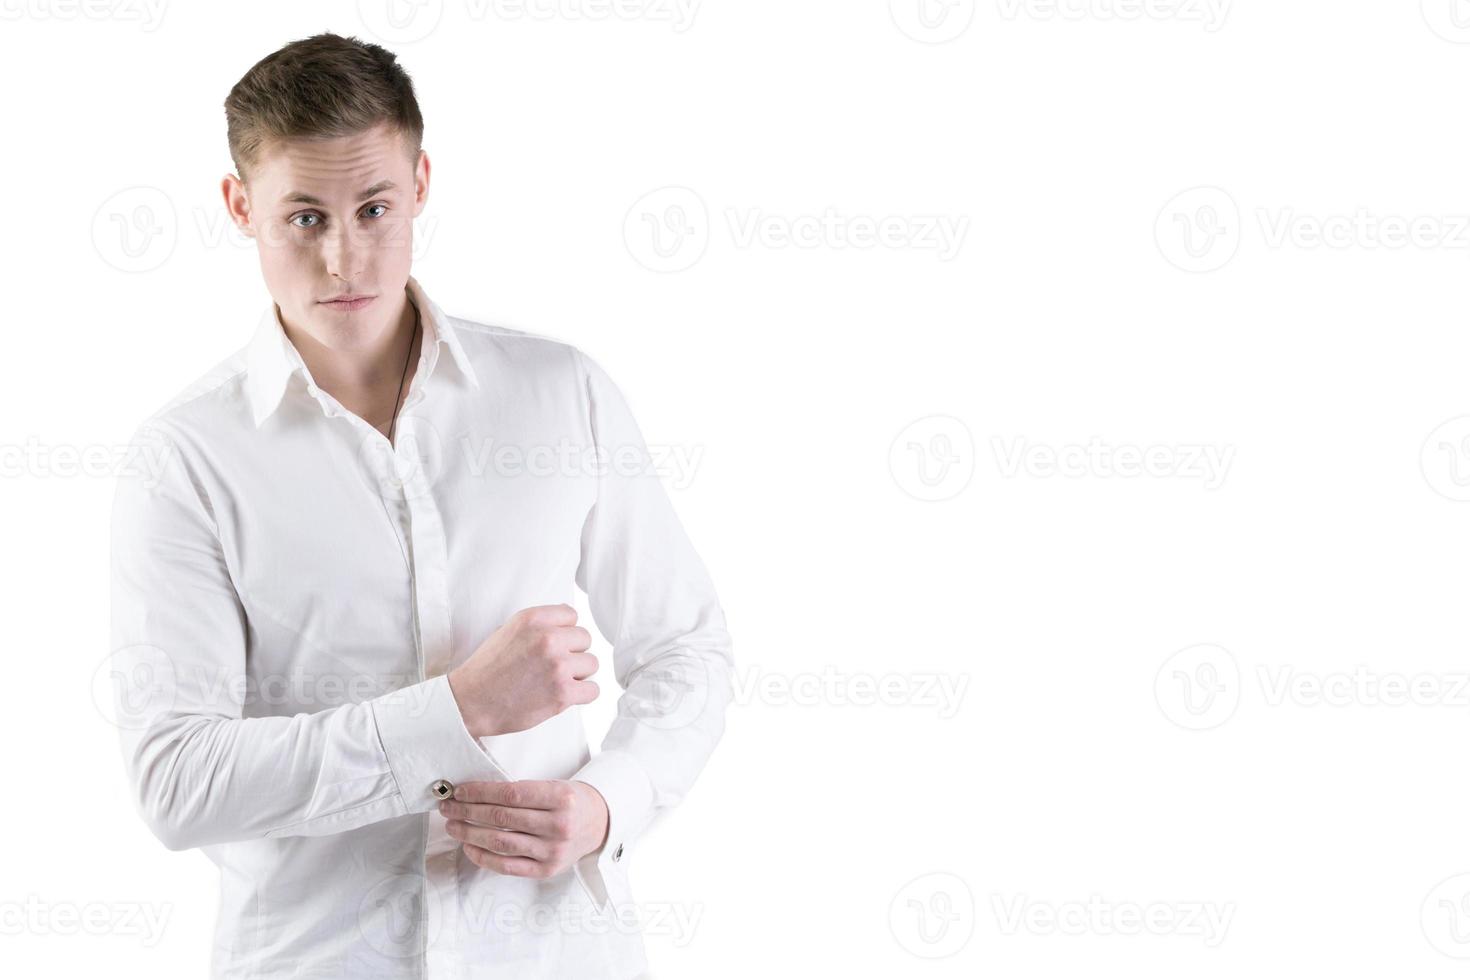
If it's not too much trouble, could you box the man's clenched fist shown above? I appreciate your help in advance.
[447,604,600,738]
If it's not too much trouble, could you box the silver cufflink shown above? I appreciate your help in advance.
[431,779,454,800]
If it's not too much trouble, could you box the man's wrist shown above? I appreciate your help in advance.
[572,779,610,853]
[446,668,486,739]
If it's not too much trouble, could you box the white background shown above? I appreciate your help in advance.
[4,0,1470,976]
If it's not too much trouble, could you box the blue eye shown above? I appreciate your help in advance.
[289,204,386,229]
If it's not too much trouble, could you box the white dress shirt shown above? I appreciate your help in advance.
[108,276,735,979]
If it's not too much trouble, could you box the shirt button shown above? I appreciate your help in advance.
[430,779,454,800]
[612,843,623,862]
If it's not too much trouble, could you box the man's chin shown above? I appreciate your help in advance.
[296,312,377,351]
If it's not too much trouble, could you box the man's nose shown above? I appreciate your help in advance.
[322,221,364,281]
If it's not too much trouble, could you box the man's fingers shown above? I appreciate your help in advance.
[446,821,548,861]
[452,779,574,809]
[524,603,577,628]
[560,625,593,652]
[567,651,599,680]
[462,842,550,880]
[439,800,563,837]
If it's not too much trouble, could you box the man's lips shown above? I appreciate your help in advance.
[320,295,377,310]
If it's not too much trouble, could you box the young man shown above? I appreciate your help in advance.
[109,32,734,980]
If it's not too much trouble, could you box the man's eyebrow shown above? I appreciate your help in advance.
[280,179,397,207]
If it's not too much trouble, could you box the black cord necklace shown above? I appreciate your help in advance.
[386,302,419,446]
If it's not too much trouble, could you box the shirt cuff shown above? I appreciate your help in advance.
[371,673,511,813]
[570,749,656,914]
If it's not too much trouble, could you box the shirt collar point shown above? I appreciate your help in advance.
[246,277,475,420]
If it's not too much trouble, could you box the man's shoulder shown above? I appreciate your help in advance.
[447,313,595,379]
[127,346,252,444]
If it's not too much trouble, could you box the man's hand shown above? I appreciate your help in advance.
[447,604,600,738]
[440,779,610,880]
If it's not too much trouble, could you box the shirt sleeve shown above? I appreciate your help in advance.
[566,349,737,914]
[108,421,512,852]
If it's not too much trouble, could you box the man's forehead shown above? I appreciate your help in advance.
[276,178,399,207]
[250,128,413,201]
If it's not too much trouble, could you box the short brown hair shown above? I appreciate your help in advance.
[224,32,424,184]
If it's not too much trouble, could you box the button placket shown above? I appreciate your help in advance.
[400,466,453,678]
[395,421,458,975]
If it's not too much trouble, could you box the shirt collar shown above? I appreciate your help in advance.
[245,275,479,428]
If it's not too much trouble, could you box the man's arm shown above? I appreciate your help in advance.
[108,422,510,851]
[565,348,737,912]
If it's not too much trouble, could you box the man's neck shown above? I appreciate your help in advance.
[282,290,418,395]
[280,289,423,438]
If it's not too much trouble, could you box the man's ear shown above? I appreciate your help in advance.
[221,172,255,238]
[412,149,431,218]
